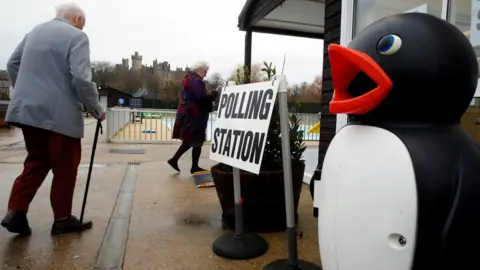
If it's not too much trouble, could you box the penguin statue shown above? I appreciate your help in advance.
[315,13,480,270]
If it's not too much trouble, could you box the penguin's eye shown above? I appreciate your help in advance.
[377,34,402,55]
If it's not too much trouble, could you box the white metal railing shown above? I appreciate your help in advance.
[106,108,131,141]
[106,107,321,143]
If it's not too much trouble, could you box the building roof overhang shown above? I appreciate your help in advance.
[238,0,325,39]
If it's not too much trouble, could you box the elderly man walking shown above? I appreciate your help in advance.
[1,3,105,236]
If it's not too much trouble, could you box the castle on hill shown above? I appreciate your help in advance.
[117,51,188,83]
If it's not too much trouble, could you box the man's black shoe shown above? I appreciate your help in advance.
[1,210,32,236]
[51,215,93,235]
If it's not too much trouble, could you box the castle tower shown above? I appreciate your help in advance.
[121,58,129,69]
[131,51,143,71]
[160,61,170,71]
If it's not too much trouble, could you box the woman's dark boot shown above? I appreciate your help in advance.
[191,147,206,174]
[168,143,191,172]
[167,159,181,172]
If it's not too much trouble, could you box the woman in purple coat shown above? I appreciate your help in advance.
[168,61,218,174]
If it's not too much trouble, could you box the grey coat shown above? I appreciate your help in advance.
[6,18,104,139]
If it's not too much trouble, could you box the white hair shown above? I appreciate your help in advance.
[55,2,85,20]
[193,61,210,71]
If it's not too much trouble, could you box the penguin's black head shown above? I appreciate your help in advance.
[328,13,478,124]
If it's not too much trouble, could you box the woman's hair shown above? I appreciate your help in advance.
[55,2,86,20]
[193,61,210,71]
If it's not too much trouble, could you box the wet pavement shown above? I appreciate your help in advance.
[0,127,23,148]
[0,163,126,270]
[123,160,321,270]
[0,117,322,270]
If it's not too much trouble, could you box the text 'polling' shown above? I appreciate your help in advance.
[211,89,274,165]
[209,81,279,174]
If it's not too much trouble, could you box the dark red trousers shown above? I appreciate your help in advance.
[8,125,81,220]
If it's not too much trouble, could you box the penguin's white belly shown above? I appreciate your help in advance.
[315,125,418,270]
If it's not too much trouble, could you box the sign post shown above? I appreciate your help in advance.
[210,80,274,259]
[263,75,321,270]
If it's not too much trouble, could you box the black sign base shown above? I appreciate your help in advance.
[262,259,322,270]
[212,231,268,260]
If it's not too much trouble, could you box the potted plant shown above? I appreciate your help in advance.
[211,62,307,232]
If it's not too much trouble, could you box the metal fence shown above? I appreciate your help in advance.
[106,108,321,143]
[106,108,131,141]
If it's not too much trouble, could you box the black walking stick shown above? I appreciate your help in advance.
[80,120,103,224]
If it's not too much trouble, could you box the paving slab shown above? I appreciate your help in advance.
[0,163,126,270]
[123,160,322,270]
[0,127,23,148]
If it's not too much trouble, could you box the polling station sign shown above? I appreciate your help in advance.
[210,81,280,174]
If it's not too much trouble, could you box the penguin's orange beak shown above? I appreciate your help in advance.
[328,44,393,115]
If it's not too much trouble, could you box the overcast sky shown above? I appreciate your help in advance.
[0,0,323,84]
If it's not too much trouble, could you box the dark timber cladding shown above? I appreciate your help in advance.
[309,0,341,218]
[319,0,341,165]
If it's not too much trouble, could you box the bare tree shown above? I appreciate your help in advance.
[91,61,115,85]
[0,70,8,78]
[206,72,225,91]
[303,75,322,102]
[227,63,265,83]
[123,71,143,94]
[146,74,162,99]
[287,75,322,103]
[163,81,182,102]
